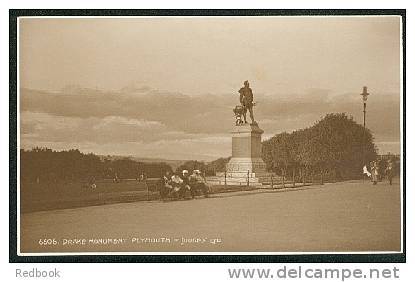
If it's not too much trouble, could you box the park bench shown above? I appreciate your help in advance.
[144,178,162,193]
[143,178,164,200]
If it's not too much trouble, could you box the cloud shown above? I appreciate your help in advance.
[20,86,401,157]
[21,112,176,144]
[20,111,232,160]
[20,87,235,134]
[258,88,400,143]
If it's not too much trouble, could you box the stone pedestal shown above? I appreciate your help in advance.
[206,123,275,187]
[226,123,267,174]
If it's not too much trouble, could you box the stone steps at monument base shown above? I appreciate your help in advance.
[215,172,281,178]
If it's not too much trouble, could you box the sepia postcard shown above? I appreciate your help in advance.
[10,10,405,262]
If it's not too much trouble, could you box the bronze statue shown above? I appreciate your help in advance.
[236,80,255,124]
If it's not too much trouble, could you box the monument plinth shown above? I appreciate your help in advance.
[209,122,272,187]
[226,123,267,175]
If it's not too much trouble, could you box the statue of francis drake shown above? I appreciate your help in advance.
[233,80,256,126]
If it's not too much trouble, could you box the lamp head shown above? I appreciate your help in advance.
[361,86,369,102]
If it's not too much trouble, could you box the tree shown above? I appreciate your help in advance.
[205,157,231,175]
[262,113,377,181]
[262,132,297,178]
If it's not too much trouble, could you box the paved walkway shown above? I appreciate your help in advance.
[20,179,401,253]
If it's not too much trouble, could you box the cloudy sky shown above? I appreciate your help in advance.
[19,16,401,160]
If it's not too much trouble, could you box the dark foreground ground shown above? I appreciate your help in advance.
[20,179,401,253]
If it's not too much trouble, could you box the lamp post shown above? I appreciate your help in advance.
[361,86,370,182]
[361,86,370,129]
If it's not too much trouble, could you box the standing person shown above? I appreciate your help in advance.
[113,173,120,183]
[385,159,394,185]
[189,170,197,199]
[160,171,173,199]
[363,164,372,179]
[371,161,379,185]
[180,170,191,199]
[369,161,374,183]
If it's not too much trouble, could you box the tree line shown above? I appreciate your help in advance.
[20,113,383,184]
[20,148,228,185]
[261,113,377,182]
[20,148,173,184]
